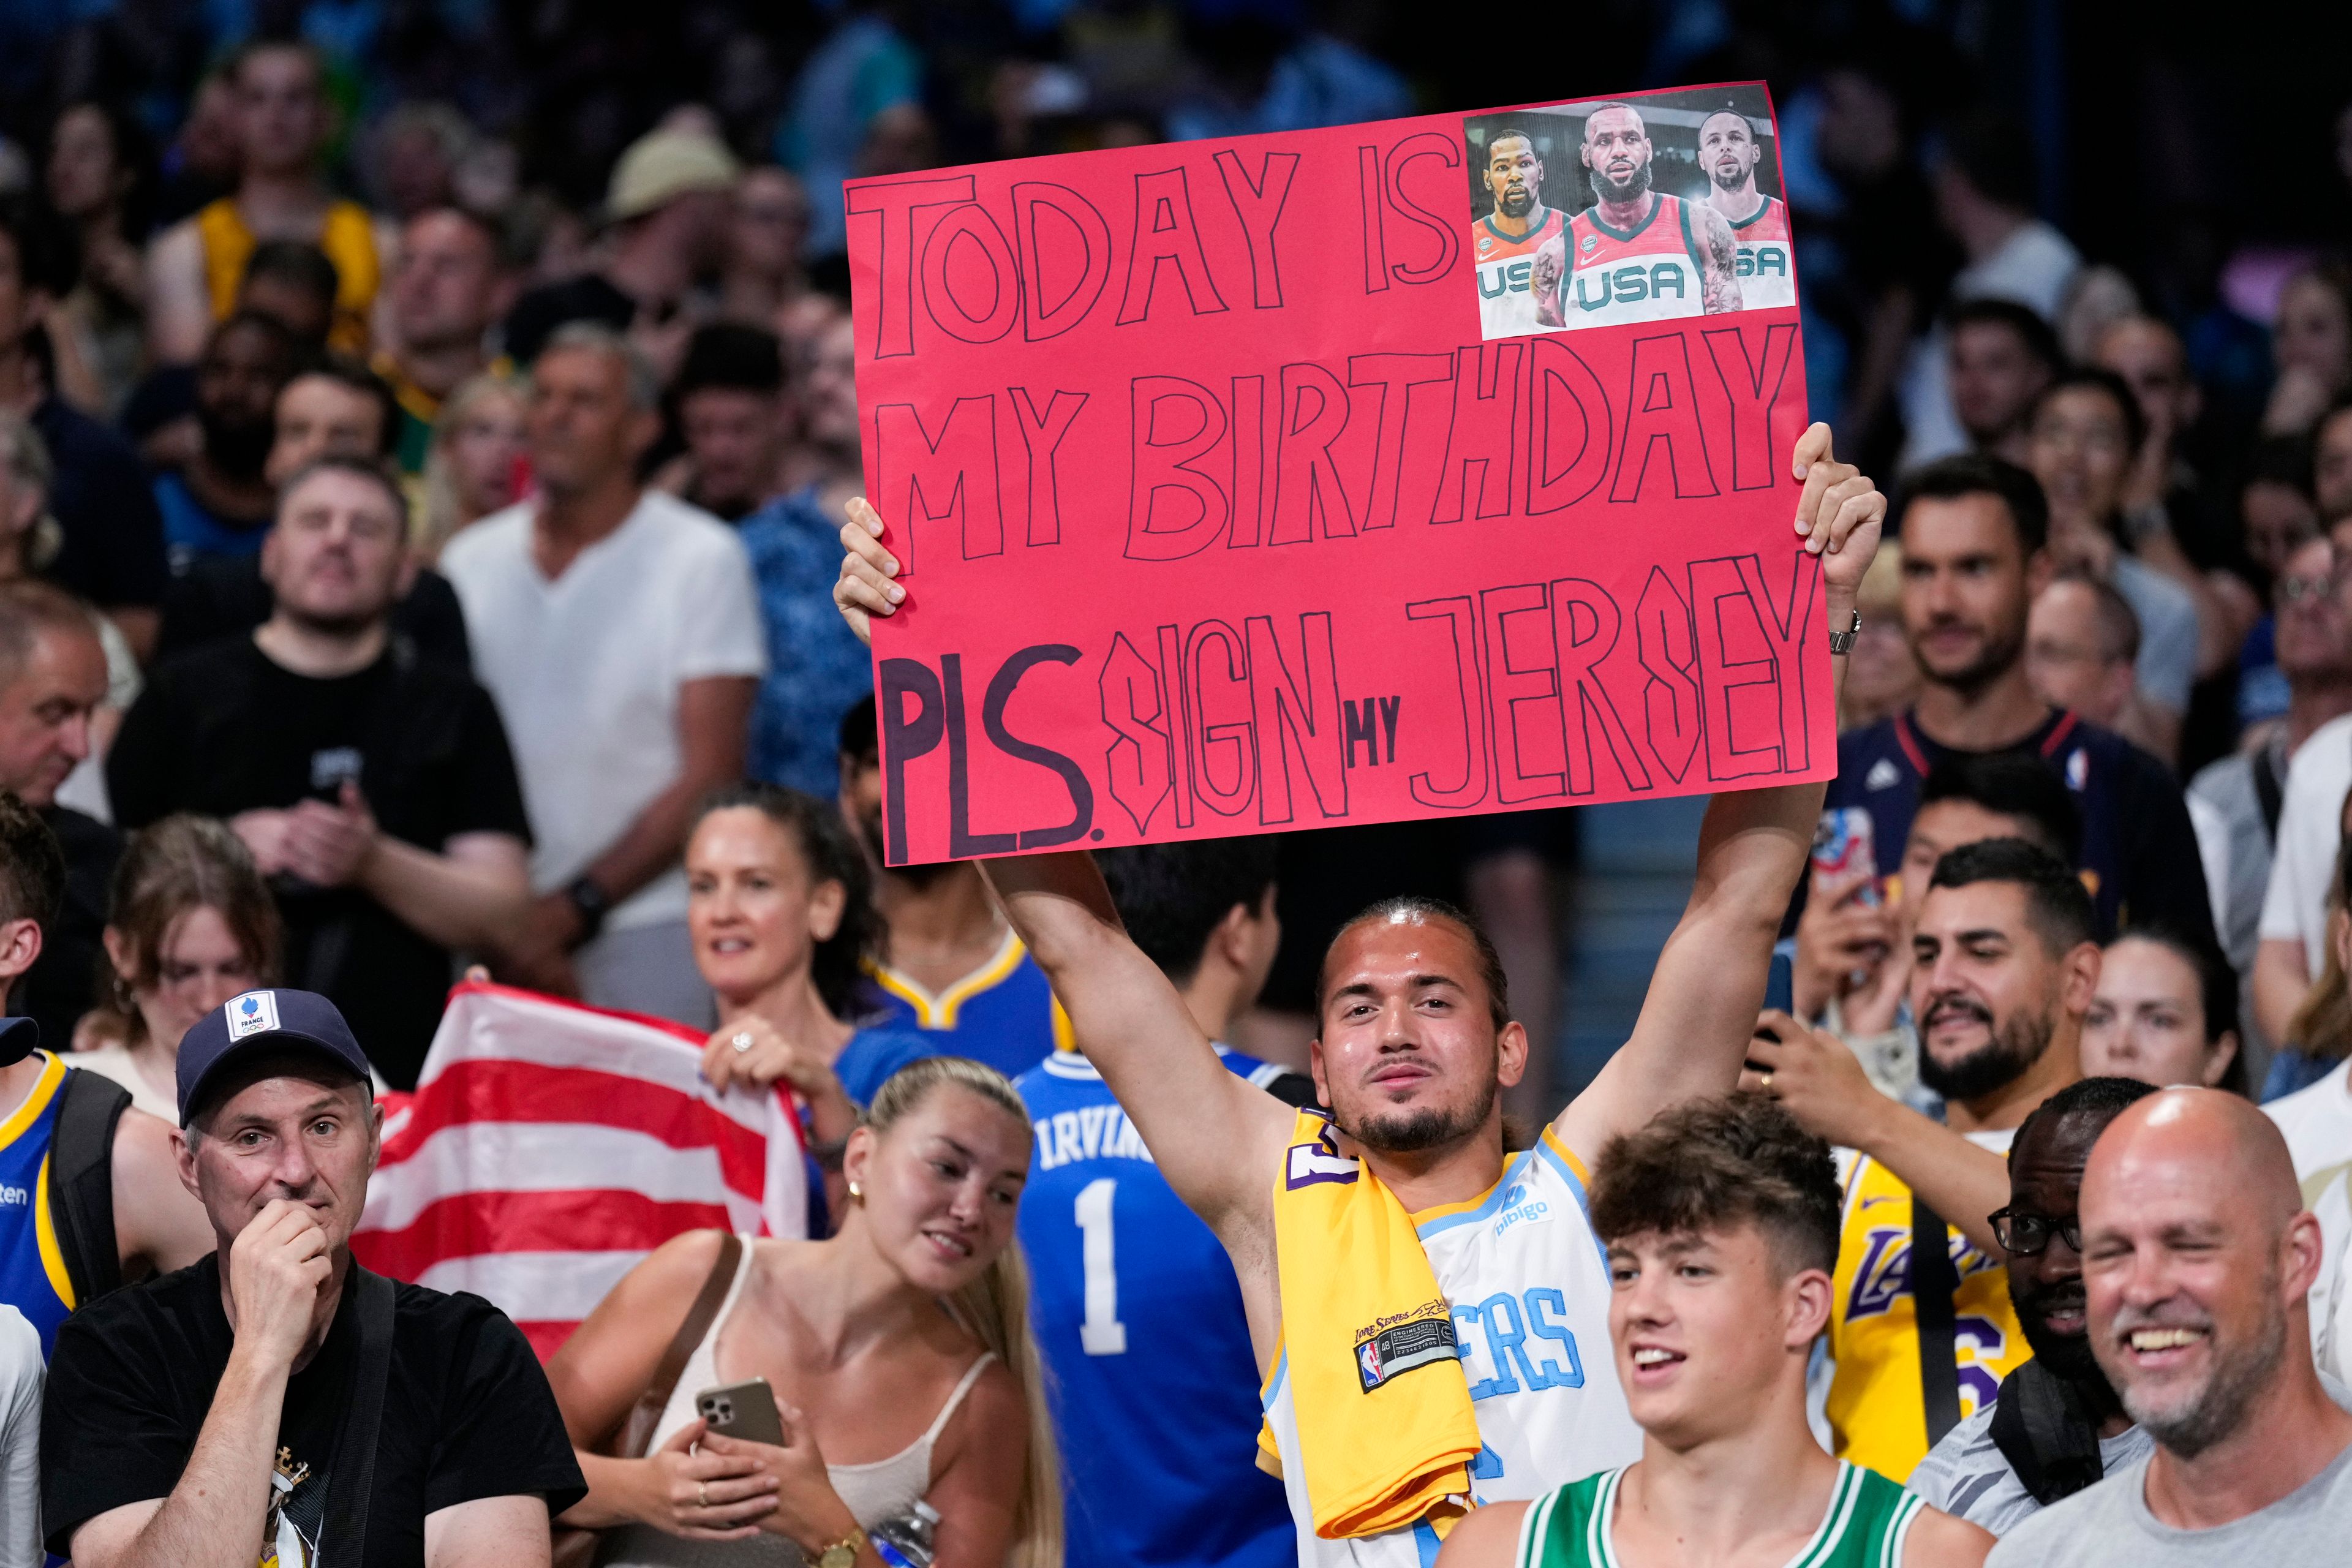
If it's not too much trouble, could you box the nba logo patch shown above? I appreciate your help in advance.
[227,990,281,1040]
[1353,1303,1461,1393]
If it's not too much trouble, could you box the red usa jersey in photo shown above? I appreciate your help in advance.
[1549,192,1710,328]
[1726,194,1796,309]
[1471,207,1567,339]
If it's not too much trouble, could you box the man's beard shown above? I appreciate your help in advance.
[282,605,389,640]
[1917,614,2026,700]
[857,802,956,889]
[1709,159,1749,192]
[1498,185,1534,218]
[2115,1275,2286,1458]
[1917,996,2052,1102]
[199,412,273,481]
[2015,1278,2106,1385]
[1589,157,1652,206]
[1343,1072,1496,1155]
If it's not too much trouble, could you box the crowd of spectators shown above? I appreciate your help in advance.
[0,0,2348,1564]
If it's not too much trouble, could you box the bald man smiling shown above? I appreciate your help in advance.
[1989,1088,2352,1563]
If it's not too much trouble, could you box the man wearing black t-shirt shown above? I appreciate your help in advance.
[107,457,532,1085]
[1814,454,2213,944]
[40,987,583,1566]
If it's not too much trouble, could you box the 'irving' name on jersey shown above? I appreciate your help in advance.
[1034,1104,1155,1170]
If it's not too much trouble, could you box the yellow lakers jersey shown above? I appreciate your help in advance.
[1825,1139,2030,1480]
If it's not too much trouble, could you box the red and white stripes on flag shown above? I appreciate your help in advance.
[353,981,807,1359]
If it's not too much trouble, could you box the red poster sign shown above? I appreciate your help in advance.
[850,82,1826,865]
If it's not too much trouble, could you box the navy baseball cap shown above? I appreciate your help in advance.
[176,989,372,1128]
[0,1016,37,1068]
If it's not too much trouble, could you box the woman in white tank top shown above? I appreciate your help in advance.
[548,1057,1063,1568]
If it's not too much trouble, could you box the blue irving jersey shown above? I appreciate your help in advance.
[858,929,1068,1085]
[1017,1049,1294,1568]
[0,1053,78,1357]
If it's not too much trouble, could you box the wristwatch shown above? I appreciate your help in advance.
[1828,609,1862,655]
[564,875,612,940]
[813,1529,867,1568]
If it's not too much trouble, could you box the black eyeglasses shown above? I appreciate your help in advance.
[1988,1207,2081,1256]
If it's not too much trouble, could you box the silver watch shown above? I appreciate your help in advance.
[1828,610,1861,655]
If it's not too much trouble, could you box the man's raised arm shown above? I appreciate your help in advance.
[1555,423,1885,1165]
[833,497,1295,1235]
[981,851,1297,1235]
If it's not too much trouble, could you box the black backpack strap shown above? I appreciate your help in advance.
[2252,738,2287,843]
[49,1067,130,1305]
[317,1267,398,1566]
[1987,1355,2108,1504]
[1911,1195,1964,1449]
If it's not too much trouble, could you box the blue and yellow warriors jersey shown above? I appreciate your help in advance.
[859,928,1067,1085]
[0,1052,80,1356]
[1825,1140,2031,1481]
[1016,1048,1295,1568]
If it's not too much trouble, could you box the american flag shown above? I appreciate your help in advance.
[353,981,808,1359]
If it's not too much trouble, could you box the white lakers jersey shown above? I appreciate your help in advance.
[1259,1128,1641,1566]
[1725,195,1796,309]
[1472,208,1567,339]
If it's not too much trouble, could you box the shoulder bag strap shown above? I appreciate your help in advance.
[614,1233,744,1460]
[50,1068,130,1303]
[1911,1198,1964,1448]
[317,1267,398,1567]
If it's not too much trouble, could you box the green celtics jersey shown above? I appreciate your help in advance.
[1516,1461,1926,1568]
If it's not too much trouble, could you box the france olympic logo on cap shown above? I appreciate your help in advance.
[226,990,281,1041]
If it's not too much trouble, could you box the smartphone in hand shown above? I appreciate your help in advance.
[696,1378,786,1446]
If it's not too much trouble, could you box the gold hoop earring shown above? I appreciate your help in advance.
[848,1180,863,1201]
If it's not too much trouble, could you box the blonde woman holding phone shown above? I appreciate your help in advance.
[546,1055,1061,1568]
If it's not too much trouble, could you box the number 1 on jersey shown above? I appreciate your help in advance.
[1075,1177,1127,1354]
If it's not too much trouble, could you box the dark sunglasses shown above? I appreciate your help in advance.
[1988,1207,2081,1256]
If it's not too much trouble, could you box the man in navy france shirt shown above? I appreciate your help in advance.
[1814,455,2212,946]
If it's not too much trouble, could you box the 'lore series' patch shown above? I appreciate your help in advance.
[1354,1301,1460,1393]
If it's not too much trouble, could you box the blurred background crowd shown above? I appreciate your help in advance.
[0,0,2350,1118]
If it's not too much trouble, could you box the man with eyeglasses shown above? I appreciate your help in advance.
[1909,1076,2157,1535]
[2188,536,2352,1044]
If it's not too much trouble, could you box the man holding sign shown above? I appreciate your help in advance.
[835,420,1884,1559]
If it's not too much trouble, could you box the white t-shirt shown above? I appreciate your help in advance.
[2266,1058,2352,1381]
[2109,555,2200,716]
[1898,221,2084,469]
[0,1305,40,1568]
[2258,713,2352,976]
[442,491,767,930]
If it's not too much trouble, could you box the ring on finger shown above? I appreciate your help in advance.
[699,1481,709,1508]
[1760,1071,1775,1092]
[731,1031,756,1054]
